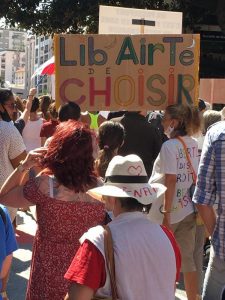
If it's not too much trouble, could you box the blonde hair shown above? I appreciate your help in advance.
[165,104,201,137]
[202,110,221,134]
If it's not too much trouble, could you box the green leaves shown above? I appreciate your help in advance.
[0,0,223,35]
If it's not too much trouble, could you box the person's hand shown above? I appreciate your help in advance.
[26,88,37,110]
[28,88,37,98]
[22,148,47,170]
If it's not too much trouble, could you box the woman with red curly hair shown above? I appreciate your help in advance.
[0,120,106,300]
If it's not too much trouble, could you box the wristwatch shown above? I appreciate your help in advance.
[17,161,29,173]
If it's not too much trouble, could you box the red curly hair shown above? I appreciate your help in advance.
[41,120,97,193]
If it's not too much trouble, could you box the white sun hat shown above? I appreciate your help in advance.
[88,154,166,205]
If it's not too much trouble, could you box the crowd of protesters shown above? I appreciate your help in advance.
[0,87,225,300]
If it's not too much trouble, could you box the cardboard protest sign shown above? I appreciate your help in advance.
[99,5,183,34]
[54,34,200,111]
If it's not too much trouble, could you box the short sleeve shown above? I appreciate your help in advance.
[64,240,106,290]
[8,124,26,160]
[159,141,177,175]
[23,178,45,205]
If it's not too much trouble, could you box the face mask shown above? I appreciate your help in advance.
[164,124,174,138]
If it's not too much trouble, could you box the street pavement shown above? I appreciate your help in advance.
[8,211,188,300]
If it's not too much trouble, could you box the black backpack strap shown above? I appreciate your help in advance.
[0,206,7,226]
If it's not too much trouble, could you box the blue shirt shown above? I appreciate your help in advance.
[0,205,18,297]
[193,121,225,261]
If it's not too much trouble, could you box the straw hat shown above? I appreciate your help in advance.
[88,154,166,205]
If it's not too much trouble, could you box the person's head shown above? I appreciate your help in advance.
[41,120,96,193]
[0,88,16,120]
[40,95,51,120]
[198,99,207,112]
[202,109,221,134]
[88,154,166,216]
[30,97,40,113]
[15,96,25,112]
[49,102,58,120]
[58,101,81,122]
[162,104,201,138]
[96,121,125,178]
[40,95,51,112]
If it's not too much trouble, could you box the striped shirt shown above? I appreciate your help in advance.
[193,121,225,261]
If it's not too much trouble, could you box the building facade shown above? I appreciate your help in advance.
[0,29,26,93]
[0,29,26,52]
[34,35,53,96]
[0,50,25,85]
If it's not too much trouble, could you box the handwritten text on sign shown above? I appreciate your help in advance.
[54,34,200,110]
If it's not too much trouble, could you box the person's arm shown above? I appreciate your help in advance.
[0,255,12,300]
[195,204,216,236]
[0,207,18,299]
[0,148,46,208]
[0,255,12,279]
[19,88,36,124]
[162,174,177,229]
[10,151,27,169]
[41,137,47,147]
[64,283,94,300]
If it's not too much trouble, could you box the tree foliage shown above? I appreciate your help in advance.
[0,0,223,35]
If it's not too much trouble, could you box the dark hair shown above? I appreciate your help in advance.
[15,96,25,112]
[40,95,51,120]
[198,99,206,112]
[96,121,125,178]
[0,88,13,104]
[0,88,13,121]
[58,101,81,122]
[30,97,40,113]
[41,120,97,193]
[49,102,58,119]
[117,197,151,212]
[165,104,200,137]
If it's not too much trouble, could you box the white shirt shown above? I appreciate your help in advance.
[22,118,44,152]
[0,121,26,187]
[151,136,199,224]
[0,121,26,220]
[81,212,176,300]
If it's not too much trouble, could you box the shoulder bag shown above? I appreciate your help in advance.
[176,136,197,197]
[92,225,118,300]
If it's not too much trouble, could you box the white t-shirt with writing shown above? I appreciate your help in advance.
[151,136,199,224]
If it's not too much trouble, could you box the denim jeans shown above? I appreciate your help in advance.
[202,247,225,300]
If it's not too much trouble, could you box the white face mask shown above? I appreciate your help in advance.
[164,124,174,138]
